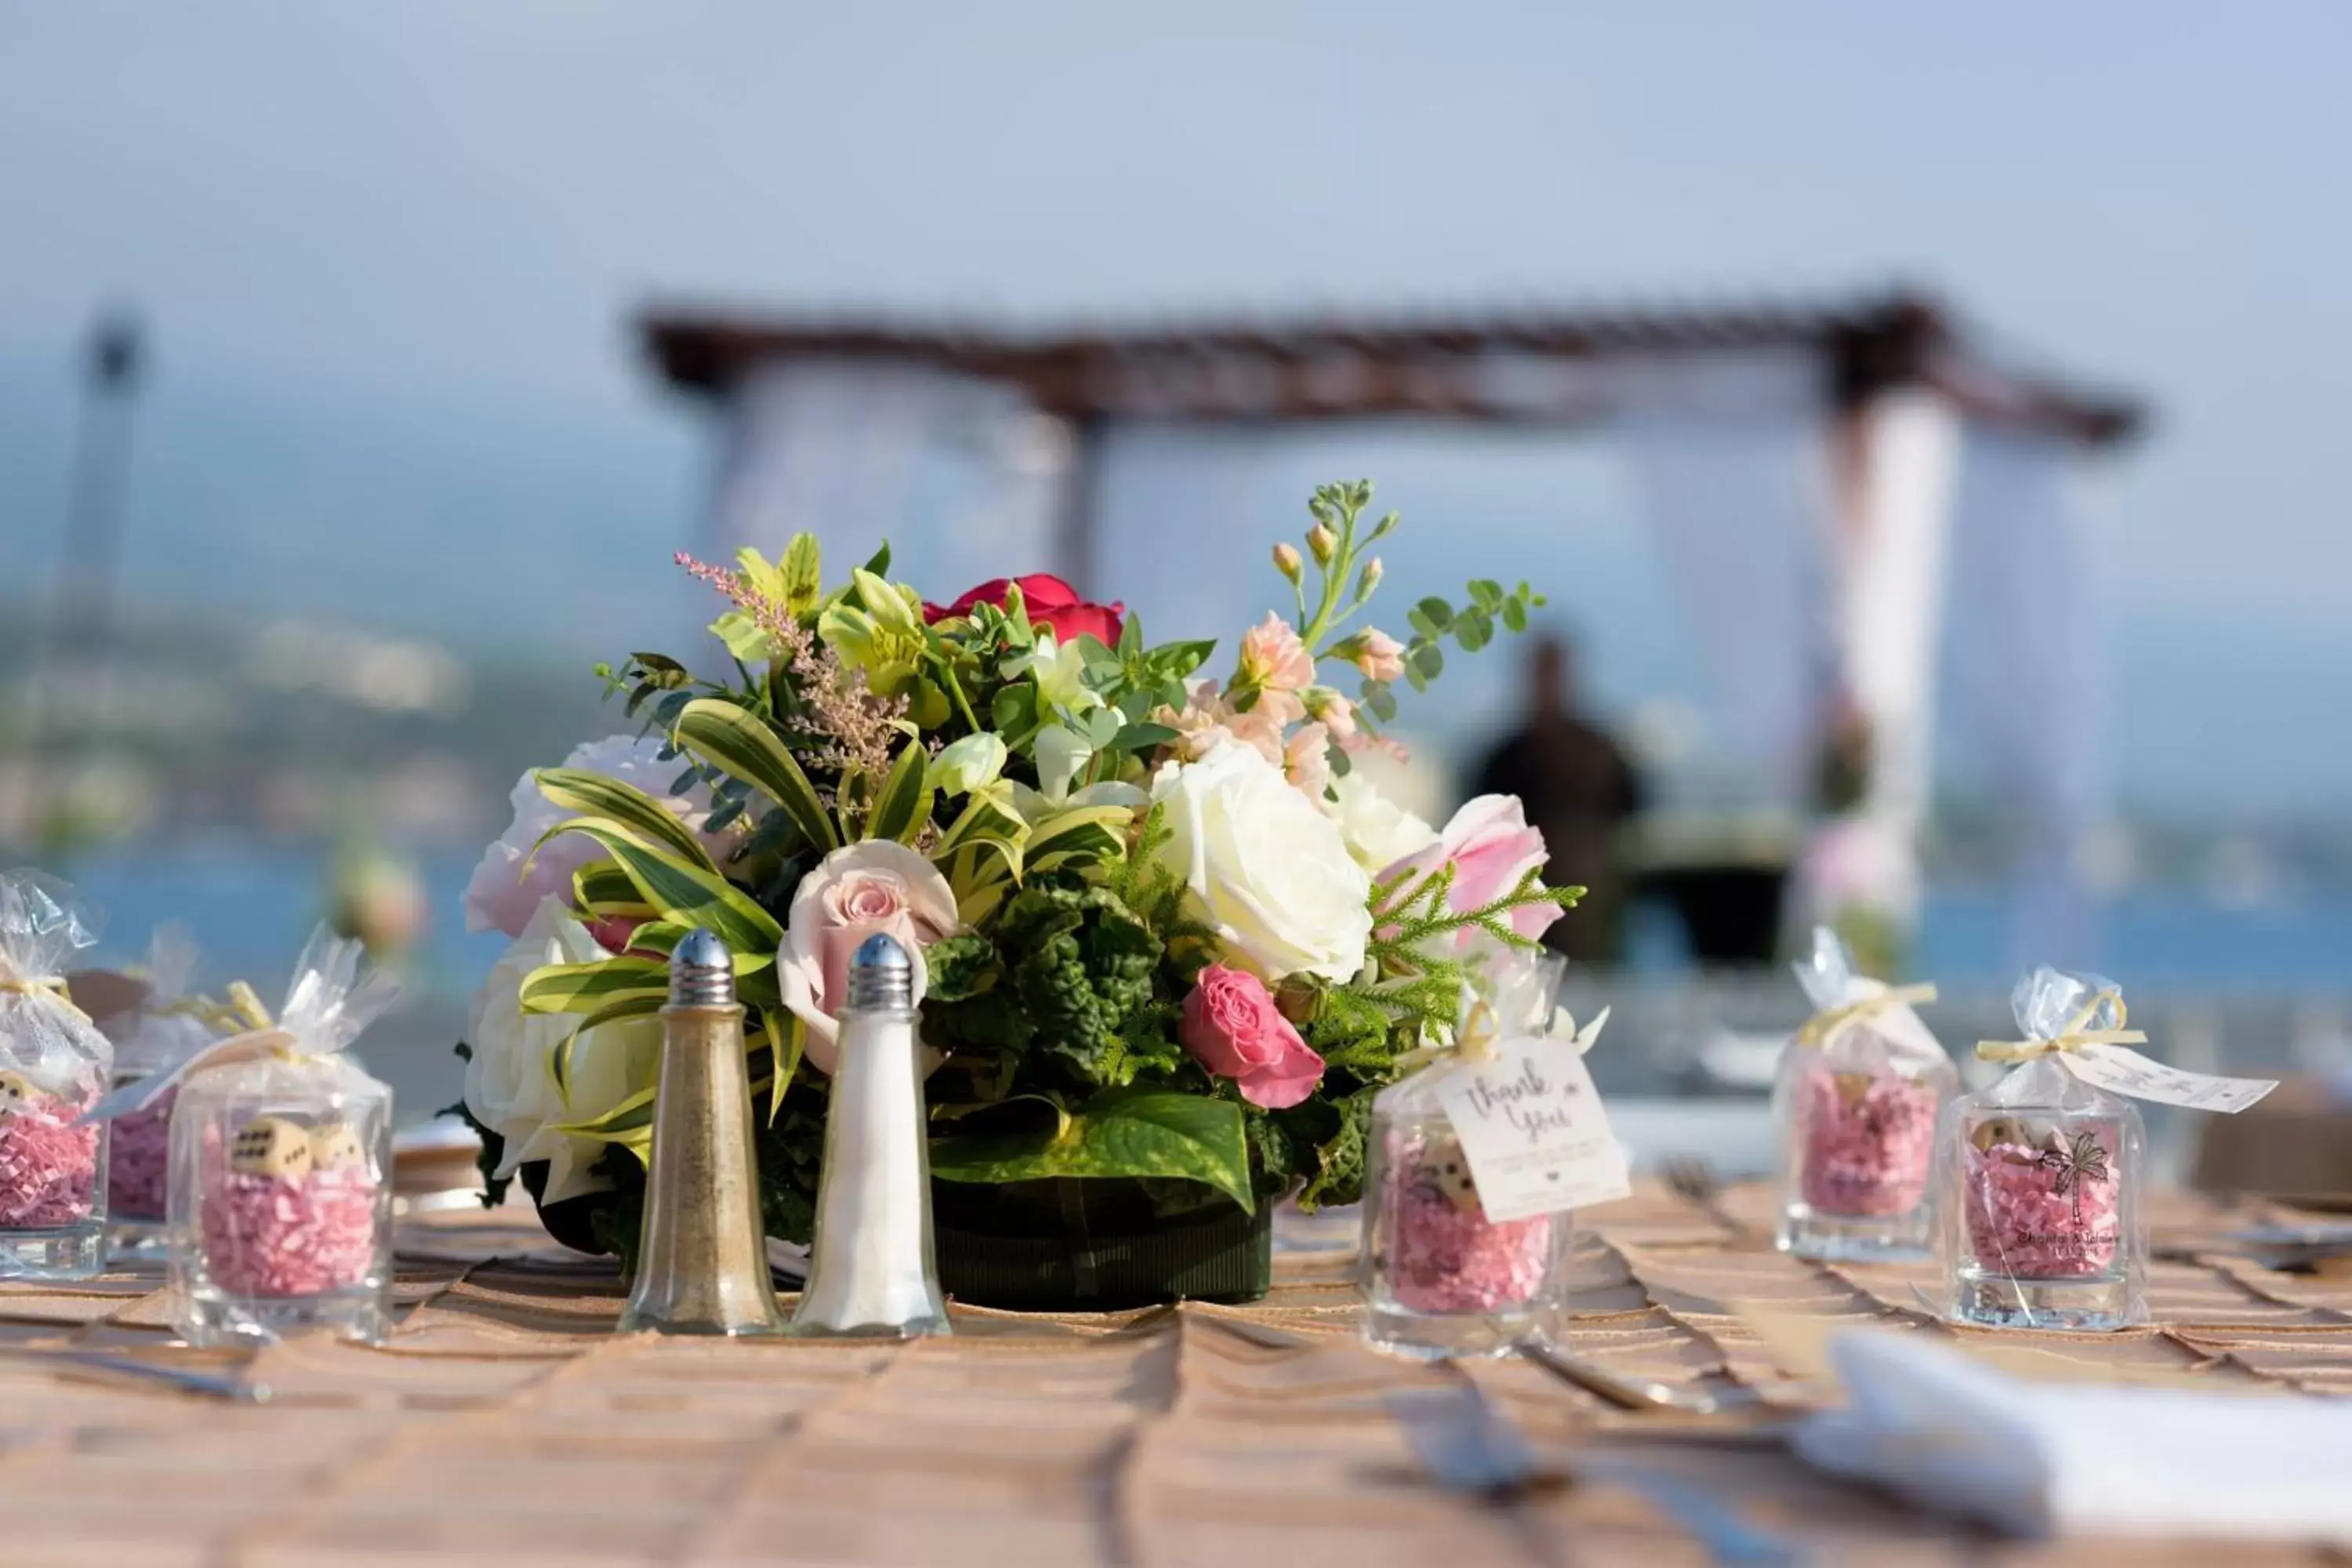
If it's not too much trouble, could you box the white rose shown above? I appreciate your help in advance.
[1148,742,1372,984]
[463,897,663,1207]
[1330,770,1439,872]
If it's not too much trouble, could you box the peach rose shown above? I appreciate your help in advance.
[778,841,960,1073]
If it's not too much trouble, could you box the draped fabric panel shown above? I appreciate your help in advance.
[706,360,1063,605]
[1612,347,1831,810]
[1942,427,2118,968]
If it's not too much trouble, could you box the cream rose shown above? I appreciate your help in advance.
[778,840,960,1075]
[463,897,663,1207]
[1148,742,1372,984]
[1330,771,1439,871]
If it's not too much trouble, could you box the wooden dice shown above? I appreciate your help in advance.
[230,1117,315,1178]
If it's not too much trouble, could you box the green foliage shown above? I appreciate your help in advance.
[929,1089,1255,1213]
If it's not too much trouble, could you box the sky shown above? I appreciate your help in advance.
[2,2,2350,815]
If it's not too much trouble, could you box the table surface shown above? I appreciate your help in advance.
[3,1181,2350,1567]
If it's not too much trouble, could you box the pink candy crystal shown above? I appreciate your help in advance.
[1793,1064,1939,1217]
[199,1167,381,1298]
[1962,1137,2121,1279]
[1382,1140,1555,1313]
[107,1085,176,1223]
[0,1106,100,1229]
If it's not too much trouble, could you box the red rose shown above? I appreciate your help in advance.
[923,573,1125,647]
[1181,964,1327,1109]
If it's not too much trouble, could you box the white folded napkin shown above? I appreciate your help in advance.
[1796,1330,2352,1540]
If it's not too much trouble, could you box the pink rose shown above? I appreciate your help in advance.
[1382,794,1563,949]
[778,841,960,1074]
[1181,964,1326,1109]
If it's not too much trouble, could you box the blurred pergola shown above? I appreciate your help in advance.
[641,291,2149,964]
[644,292,2143,588]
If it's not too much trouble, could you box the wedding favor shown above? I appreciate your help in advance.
[145,930,399,1345]
[1772,928,1955,1261]
[0,873,112,1278]
[1363,955,1628,1359]
[1939,967,2274,1330]
[95,925,225,1238]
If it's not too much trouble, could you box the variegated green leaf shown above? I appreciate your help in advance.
[533,767,715,872]
[761,1009,804,1126]
[866,741,933,844]
[550,993,664,1098]
[519,956,670,1017]
[673,698,840,855]
[541,818,783,956]
[573,862,652,919]
[550,1084,656,1165]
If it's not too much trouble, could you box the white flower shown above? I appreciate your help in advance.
[1148,743,1371,984]
[927,732,1008,797]
[1005,631,1102,723]
[778,840,960,1075]
[463,734,743,940]
[1330,771,1439,872]
[463,898,663,1207]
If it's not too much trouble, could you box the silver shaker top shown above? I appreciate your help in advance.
[845,931,914,1012]
[670,928,735,1006]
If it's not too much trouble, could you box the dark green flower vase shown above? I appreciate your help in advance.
[931,1177,1272,1310]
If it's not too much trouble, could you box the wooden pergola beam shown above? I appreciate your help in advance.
[641,291,2147,446]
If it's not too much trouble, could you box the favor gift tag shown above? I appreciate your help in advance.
[2062,1045,2277,1114]
[1435,1042,1630,1224]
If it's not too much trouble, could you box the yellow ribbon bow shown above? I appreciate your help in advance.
[1396,997,1506,1073]
[0,973,89,1023]
[1976,989,2147,1064]
[1795,982,1939,1049]
[160,981,275,1036]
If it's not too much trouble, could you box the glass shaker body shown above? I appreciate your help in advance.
[168,1065,394,1345]
[1773,1030,1955,1261]
[1937,1060,2147,1330]
[1361,1076,1573,1359]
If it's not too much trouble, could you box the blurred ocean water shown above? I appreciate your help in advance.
[54,840,2352,998]
[42,841,2352,1129]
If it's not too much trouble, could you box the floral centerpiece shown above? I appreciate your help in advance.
[453,481,1572,1306]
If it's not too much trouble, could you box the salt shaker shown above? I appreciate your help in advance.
[790,931,949,1338]
[1772,928,1955,1261]
[617,929,783,1338]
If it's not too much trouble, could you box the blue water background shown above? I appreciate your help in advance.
[52,842,2352,1000]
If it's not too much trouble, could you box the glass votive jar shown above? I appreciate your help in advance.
[0,1065,109,1278]
[1774,1047,1954,1261]
[1939,1065,2146,1330]
[1362,1092,1573,1359]
[168,1066,394,1345]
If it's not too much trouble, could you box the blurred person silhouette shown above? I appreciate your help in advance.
[1472,633,1642,963]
